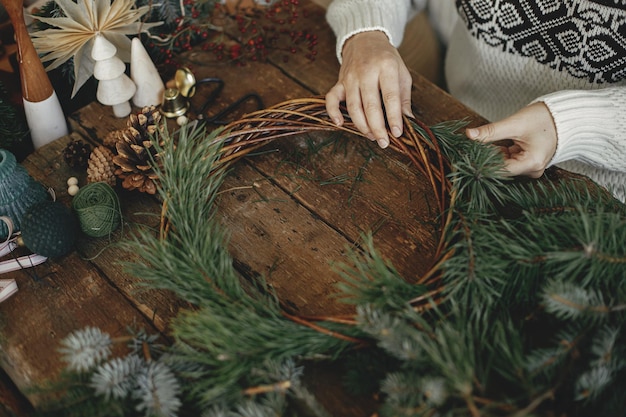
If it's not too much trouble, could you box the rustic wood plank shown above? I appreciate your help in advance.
[230,131,441,284]
[217,161,354,316]
[221,130,439,292]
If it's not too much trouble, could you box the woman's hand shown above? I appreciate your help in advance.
[466,102,558,178]
[325,31,413,149]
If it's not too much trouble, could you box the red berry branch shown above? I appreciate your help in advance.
[203,0,318,65]
[147,0,318,67]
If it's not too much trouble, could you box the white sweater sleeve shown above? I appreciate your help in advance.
[535,87,626,174]
[326,0,425,63]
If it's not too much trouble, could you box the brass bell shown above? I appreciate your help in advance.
[174,67,197,98]
[160,87,189,118]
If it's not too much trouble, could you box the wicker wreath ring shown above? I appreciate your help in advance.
[196,96,456,308]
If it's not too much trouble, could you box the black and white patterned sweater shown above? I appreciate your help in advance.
[327,0,626,202]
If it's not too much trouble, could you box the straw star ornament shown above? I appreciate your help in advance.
[30,0,162,98]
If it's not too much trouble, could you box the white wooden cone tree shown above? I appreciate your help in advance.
[130,37,165,108]
[92,34,136,118]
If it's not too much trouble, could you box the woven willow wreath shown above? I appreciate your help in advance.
[102,97,625,417]
[206,96,455,298]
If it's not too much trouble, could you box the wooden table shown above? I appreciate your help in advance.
[0,1,485,415]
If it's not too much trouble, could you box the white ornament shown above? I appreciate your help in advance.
[68,184,80,196]
[130,37,165,108]
[67,177,78,186]
[92,34,137,118]
[176,115,188,126]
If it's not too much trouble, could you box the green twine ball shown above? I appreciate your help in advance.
[21,200,79,258]
[71,182,121,238]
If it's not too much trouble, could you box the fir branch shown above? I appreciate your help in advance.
[504,177,624,217]
[90,355,144,400]
[590,326,623,368]
[575,365,613,402]
[122,122,250,308]
[542,281,619,322]
[133,361,182,417]
[381,372,448,409]
[59,327,113,373]
[524,324,585,377]
[438,210,511,315]
[447,144,512,214]
[356,305,425,363]
[82,98,626,416]
[230,400,284,417]
[136,0,183,26]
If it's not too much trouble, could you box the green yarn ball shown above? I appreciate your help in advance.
[71,182,121,238]
[21,200,79,258]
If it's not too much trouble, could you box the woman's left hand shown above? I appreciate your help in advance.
[465,102,558,178]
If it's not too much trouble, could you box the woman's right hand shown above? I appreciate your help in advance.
[325,31,413,149]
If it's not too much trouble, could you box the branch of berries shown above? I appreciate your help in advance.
[148,0,317,67]
[209,0,319,65]
[143,0,221,66]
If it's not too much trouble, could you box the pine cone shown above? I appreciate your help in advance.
[63,139,92,169]
[111,106,164,195]
[87,146,117,187]
[103,129,123,148]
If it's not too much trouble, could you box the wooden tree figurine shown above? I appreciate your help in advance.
[92,33,136,118]
[130,37,165,108]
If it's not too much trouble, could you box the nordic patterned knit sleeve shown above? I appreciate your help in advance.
[326,0,425,63]
[536,87,626,174]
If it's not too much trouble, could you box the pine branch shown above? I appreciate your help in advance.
[168,303,354,405]
[334,233,428,312]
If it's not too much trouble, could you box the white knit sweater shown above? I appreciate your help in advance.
[327,0,626,202]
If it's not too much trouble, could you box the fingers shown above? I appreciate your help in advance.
[467,124,541,177]
[326,31,412,149]
[496,143,544,177]
[380,66,412,141]
[325,83,345,128]
[465,121,515,144]
[326,76,394,149]
[465,103,558,179]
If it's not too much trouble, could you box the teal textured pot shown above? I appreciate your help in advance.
[0,149,48,239]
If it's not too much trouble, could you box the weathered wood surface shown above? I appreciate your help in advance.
[0,1,488,416]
